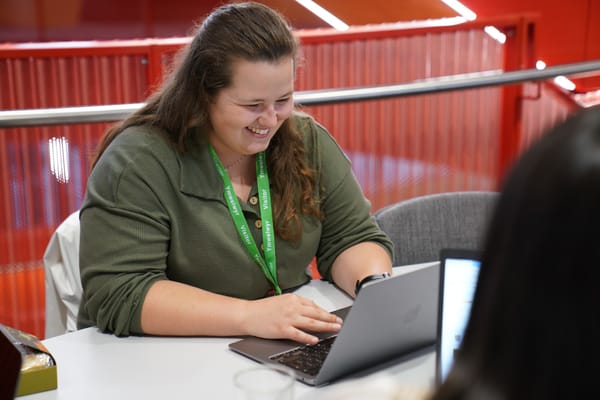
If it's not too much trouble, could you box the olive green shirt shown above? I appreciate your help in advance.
[78,114,393,336]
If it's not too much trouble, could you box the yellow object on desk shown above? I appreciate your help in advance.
[0,324,57,396]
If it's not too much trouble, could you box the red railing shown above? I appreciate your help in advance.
[0,17,580,338]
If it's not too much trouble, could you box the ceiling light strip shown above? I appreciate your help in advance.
[440,0,477,21]
[295,0,349,31]
[484,26,506,44]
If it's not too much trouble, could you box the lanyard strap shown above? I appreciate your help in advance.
[209,145,281,295]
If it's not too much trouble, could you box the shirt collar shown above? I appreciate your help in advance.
[179,142,224,201]
[178,141,258,203]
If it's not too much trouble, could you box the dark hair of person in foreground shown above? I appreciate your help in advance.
[432,105,600,399]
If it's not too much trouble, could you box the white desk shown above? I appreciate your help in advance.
[21,264,438,400]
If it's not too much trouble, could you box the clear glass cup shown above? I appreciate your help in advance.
[233,364,295,400]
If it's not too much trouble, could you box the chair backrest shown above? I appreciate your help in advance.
[43,211,82,338]
[374,191,498,266]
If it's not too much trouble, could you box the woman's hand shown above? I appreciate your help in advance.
[240,293,343,345]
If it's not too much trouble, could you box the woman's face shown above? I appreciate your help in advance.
[208,57,294,162]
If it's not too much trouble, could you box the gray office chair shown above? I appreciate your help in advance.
[374,191,498,266]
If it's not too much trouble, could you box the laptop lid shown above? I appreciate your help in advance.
[229,263,439,386]
[435,248,481,386]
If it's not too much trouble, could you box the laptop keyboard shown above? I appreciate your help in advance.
[270,336,337,376]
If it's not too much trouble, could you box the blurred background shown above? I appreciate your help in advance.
[1,0,598,90]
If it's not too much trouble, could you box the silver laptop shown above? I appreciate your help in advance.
[229,263,439,386]
[435,249,481,386]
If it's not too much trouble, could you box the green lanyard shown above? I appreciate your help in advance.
[208,144,281,295]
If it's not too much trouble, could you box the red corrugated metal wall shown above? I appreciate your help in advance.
[0,41,158,337]
[520,82,579,149]
[0,19,580,338]
[297,26,506,204]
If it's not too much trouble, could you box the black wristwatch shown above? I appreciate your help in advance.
[355,272,391,296]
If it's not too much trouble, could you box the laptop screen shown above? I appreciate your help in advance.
[436,249,481,385]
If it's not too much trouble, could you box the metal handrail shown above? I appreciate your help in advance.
[1,59,600,128]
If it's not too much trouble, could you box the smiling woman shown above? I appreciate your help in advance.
[208,57,295,166]
[77,1,393,344]
[208,57,296,202]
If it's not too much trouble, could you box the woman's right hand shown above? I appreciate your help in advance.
[240,293,343,345]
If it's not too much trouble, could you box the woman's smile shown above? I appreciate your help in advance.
[247,126,270,136]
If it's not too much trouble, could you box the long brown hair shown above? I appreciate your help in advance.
[91,2,321,241]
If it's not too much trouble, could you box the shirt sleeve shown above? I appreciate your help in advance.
[299,116,394,279]
[79,128,174,336]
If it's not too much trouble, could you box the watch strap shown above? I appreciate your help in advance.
[355,272,391,296]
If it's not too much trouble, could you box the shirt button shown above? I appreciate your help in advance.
[249,196,258,205]
[255,219,262,229]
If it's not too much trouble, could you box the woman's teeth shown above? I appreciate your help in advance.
[248,127,269,136]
